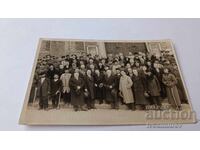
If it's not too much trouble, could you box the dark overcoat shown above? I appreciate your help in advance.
[37,78,50,98]
[146,75,161,97]
[104,75,117,102]
[152,68,166,98]
[50,79,63,96]
[85,75,95,99]
[132,75,149,105]
[94,73,105,100]
[69,76,85,106]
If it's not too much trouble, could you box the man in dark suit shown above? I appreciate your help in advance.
[104,70,119,109]
[51,74,63,108]
[37,72,50,110]
[94,69,105,104]
[85,69,96,109]
[69,70,87,111]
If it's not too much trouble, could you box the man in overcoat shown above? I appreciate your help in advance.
[51,74,63,108]
[104,70,119,109]
[69,71,87,111]
[37,72,50,110]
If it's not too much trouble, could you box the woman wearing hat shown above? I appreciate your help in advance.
[162,68,182,110]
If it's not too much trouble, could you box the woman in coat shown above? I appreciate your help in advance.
[119,70,135,110]
[69,70,87,111]
[162,68,182,110]
[132,69,149,110]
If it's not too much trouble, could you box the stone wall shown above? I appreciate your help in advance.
[39,40,107,58]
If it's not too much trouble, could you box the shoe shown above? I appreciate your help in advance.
[74,107,78,111]
[80,107,87,111]
[91,105,96,109]
[44,108,49,111]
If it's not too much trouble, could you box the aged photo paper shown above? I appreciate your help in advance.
[19,38,196,125]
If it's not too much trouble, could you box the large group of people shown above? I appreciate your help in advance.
[29,51,188,111]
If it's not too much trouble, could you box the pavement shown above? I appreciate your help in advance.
[21,100,195,125]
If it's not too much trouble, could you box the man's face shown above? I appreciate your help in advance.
[89,59,93,64]
[133,70,138,76]
[66,61,69,65]
[147,62,151,66]
[106,70,111,76]
[116,70,120,74]
[142,66,147,71]
[47,56,50,60]
[128,68,132,73]
[153,63,158,68]
[80,65,85,69]
[95,70,100,74]
[126,64,131,68]
[50,65,54,70]
[135,62,140,67]
[130,59,134,63]
[164,69,169,74]
[75,69,79,73]
[59,65,64,69]
[87,70,92,76]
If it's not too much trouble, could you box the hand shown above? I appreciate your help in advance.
[144,91,150,97]
[109,85,112,89]
[77,86,81,89]
[95,84,98,87]
[99,83,103,88]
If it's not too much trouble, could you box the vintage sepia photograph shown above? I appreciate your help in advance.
[19,38,196,125]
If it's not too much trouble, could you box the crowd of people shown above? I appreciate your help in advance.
[29,51,188,111]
